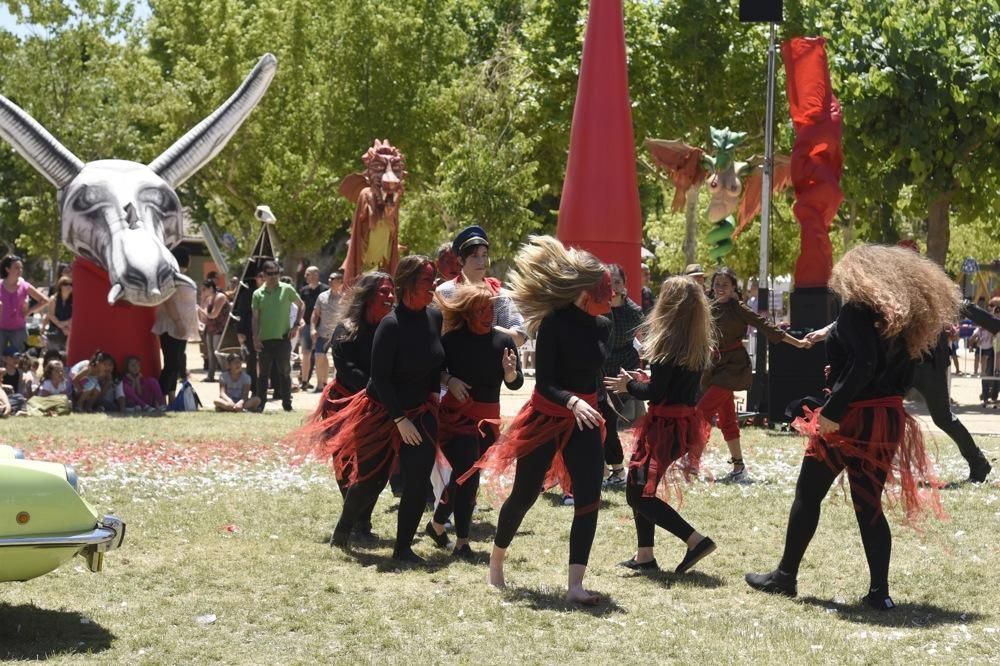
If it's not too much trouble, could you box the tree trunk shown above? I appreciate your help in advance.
[926,196,950,266]
[683,183,700,264]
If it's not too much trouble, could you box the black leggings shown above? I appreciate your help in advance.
[433,431,494,539]
[778,454,891,591]
[335,411,438,552]
[493,427,604,565]
[911,353,988,467]
[600,397,624,466]
[626,468,695,548]
[336,473,377,532]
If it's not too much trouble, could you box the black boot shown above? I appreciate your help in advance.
[968,457,992,483]
[745,569,797,597]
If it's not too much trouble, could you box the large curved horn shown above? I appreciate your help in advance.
[149,53,278,188]
[0,95,84,188]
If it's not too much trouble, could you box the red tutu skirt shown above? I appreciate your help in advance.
[792,396,944,525]
[629,404,710,502]
[458,390,604,495]
[438,392,501,444]
[309,391,438,485]
[309,379,355,423]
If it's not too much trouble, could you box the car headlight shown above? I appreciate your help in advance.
[64,464,83,495]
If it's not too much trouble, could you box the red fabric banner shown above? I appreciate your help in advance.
[782,37,844,288]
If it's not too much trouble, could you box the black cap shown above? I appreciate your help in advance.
[452,225,489,255]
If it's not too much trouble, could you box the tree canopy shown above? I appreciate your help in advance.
[0,0,997,282]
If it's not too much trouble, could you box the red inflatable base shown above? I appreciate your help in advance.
[66,257,162,379]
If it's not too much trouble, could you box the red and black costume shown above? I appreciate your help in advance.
[749,302,941,606]
[432,325,523,541]
[465,305,609,566]
[328,300,445,558]
[697,298,785,443]
[624,361,709,549]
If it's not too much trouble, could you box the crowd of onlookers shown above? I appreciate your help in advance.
[1,245,998,418]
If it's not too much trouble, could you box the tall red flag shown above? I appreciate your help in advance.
[556,0,643,297]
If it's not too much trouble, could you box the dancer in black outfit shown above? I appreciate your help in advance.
[304,271,394,542]
[747,245,959,609]
[604,277,716,574]
[325,256,449,564]
[464,236,611,605]
[806,285,999,484]
[426,284,523,559]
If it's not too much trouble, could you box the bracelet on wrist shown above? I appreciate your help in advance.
[393,416,405,424]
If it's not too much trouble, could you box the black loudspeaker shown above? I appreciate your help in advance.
[739,0,783,23]
[789,287,838,330]
[768,339,827,423]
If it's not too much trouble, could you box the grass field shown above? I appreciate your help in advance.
[1,413,998,664]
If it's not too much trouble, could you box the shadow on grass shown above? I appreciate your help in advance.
[643,570,725,589]
[798,596,982,628]
[334,548,453,573]
[0,603,115,659]
[503,587,626,616]
[315,531,395,549]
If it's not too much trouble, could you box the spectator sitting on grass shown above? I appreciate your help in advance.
[0,384,10,417]
[38,359,68,396]
[122,355,166,413]
[70,350,115,412]
[26,358,72,416]
[214,352,261,412]
[17,352,38,398]
[2,346,23,396]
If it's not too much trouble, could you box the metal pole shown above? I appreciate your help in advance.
[759,21,777,308]
[749,21,778,417]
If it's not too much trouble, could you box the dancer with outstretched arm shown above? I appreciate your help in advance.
[463,236,611,605]
[604,276,717,575]
[746,245,958,609]
[699,267,808,482]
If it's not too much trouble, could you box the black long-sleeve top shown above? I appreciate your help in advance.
[602,297,643,375]
[822,302,916,423]
[443,327,524,403]
[963,303,1000,335]
[331,321,376,394]
[366,303,445,418]
[534,305,610,406]
[626,361,702,407]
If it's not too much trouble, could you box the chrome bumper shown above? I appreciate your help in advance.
[0,515,125,572]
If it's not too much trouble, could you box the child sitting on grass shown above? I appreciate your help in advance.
[27,359,72,415]
[122,355,166,413]
[69,350,115,412]
[214,353,261,413]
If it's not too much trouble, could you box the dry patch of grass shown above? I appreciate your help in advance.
[1,415,998,663]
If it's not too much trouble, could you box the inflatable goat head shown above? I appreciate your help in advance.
[0,54,277,306]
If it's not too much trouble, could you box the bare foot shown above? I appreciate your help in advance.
[488,561,507,590]
[565,586,602,606]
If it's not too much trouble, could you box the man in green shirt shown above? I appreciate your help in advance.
[252,260,304,411]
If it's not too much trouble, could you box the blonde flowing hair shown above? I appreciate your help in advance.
[639,276,716,371]
[507,235,607,336]
[435,284,494,334]
[829,244,961,359]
